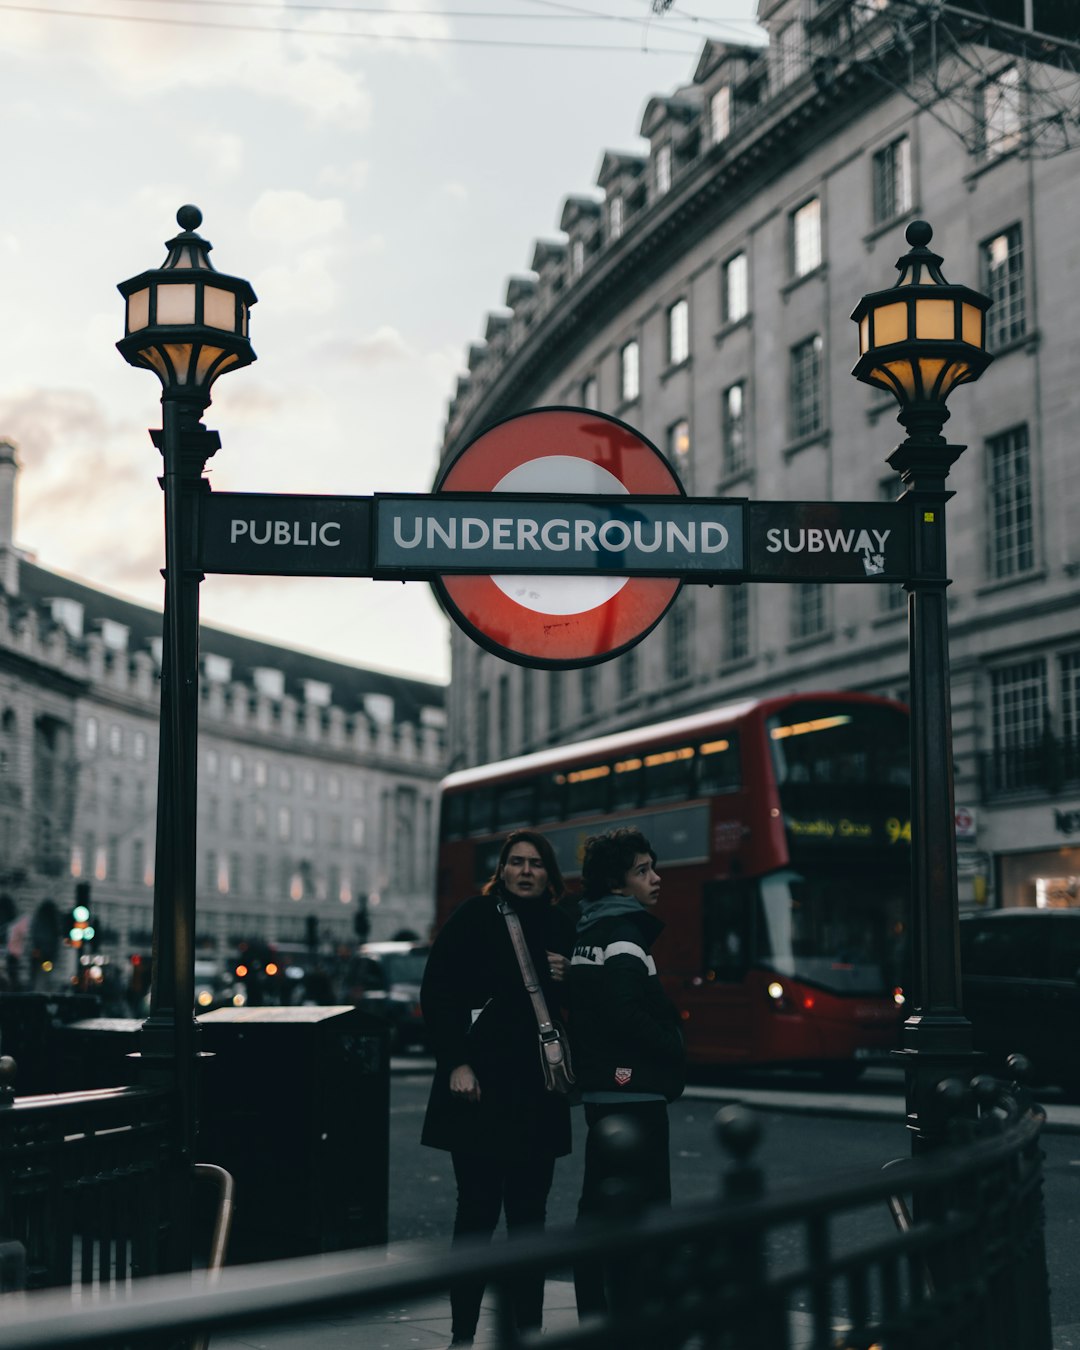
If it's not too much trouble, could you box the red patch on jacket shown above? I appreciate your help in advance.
[614,1067,632,1086]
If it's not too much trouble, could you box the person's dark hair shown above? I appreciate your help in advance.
[483,829,564,902]
[581,828,656,900]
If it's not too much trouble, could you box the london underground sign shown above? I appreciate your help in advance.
[431,407,688,666]
[195,406,913,668]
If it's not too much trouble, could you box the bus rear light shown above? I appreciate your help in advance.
[680,1009,691,1021]
[803,995,815,1010]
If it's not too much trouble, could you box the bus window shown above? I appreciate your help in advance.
[703,881,753,981]
[612,756,643,809]
[536,772,564,824]
[643,746,695,804]
[768,702,909,788]
[564,764,611,817]
[441,793,467,840]
[757,867,907,995]
[698,734,740,794]
[496,780,536,829]
[467,787,495,837]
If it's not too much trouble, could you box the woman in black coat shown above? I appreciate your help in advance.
[421,829,575,1348]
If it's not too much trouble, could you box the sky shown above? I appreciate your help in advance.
[0,0,764,686]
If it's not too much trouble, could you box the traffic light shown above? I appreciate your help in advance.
[70,881,95,947]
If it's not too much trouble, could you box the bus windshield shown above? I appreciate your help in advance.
[757,868,907,996]
[767,702,909,788]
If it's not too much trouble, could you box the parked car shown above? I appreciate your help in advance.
[959,908,1080,1095]
[343,941,430,1051]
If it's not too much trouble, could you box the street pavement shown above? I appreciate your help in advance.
[205,1060,1080,1350]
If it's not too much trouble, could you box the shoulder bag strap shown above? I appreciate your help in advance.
[497,898,557,1038]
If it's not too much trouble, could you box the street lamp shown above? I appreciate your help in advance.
[851,220,992,1151]
[118,206,256,1266]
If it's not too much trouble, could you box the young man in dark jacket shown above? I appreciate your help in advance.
[568,827,685,1319]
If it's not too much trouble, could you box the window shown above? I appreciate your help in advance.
[791,198,821,277]
[229,753,243,783]
[981,225,1025,350]
[85,717,98,751]
[655,143,672,196]
[206,750,219,777]
[476,689,490,764]
[790,334,824,440]
[666,595,692,681]
[132,837,145,886]
[667,419,691,486]
[710,85,731,144]
[991,659,1047,790]
[618,649,637,701]
[108,724,123,757]
[872,135,912,224]
[205,849,217,891]
[497,675,510,758]
[982,65,1021,158]
[548,673,563,736]
[254,854,268,898]
[277,806,292,842]
[1061,652,1080,751]
[791,583,826,641]
[254,759,268,787]
[986,425,1035,580]
[301,769,316,796]
[667,298,689,366]
[133,730,147,761]
[774,21,802,88]
[581,375,599,409]
[620,340,640,403]
[254,803,268,839]
[521,668,534,748]
[722,382,748,474]
[570,237,585,278]
[581,667,596,719]
[723,252,748,324]
[609,194,624,241]
[725,587,750,662]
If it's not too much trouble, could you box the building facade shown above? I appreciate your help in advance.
[0,442,446,963]
[439,0,1080,913]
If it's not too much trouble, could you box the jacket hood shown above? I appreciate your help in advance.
[577,895,664,942]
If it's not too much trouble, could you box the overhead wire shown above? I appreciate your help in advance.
[0,0,756,51]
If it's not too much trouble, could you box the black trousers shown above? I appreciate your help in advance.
[449,1150,557,1338]
[573,1100,671,1320]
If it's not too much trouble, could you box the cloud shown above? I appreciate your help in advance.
[187,130,245,177]
[443,182,468,202]
[341,326,415,366]
[253,246,345,317]
[2,4,375,126]
[318,161,371,193]
[248,191,347,245]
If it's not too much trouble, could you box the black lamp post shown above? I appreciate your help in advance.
[851,220,992,1151]
[117,206,256,1266]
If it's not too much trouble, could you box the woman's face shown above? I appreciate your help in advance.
[500,842,549,899]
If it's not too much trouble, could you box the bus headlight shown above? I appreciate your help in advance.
[767,981,785,1001]
[893,987,906,1006]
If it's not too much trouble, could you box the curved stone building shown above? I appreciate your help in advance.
[439,0,1080,912]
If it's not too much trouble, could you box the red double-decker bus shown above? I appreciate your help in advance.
[436,692,910,1080]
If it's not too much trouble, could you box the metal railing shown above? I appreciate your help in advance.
[0,1063,173,1293]
[980,733,1080,798]
[0,1072,1052,1350]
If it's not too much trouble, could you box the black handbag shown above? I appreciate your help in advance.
[496,899,576,1095]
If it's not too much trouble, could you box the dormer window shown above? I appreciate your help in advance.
[609,194,624,241]
[100,620,129,652]
[774,22,802,89]
[203,653,232,683]
[710,86,731,144]
[253,667,285,699]
[655,143,672,196]
[302,679,332,707]
[48,597,84,639]
[570,237,585,278]
[364,693,394,726]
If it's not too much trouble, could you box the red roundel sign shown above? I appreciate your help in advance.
[433,407,684,668]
